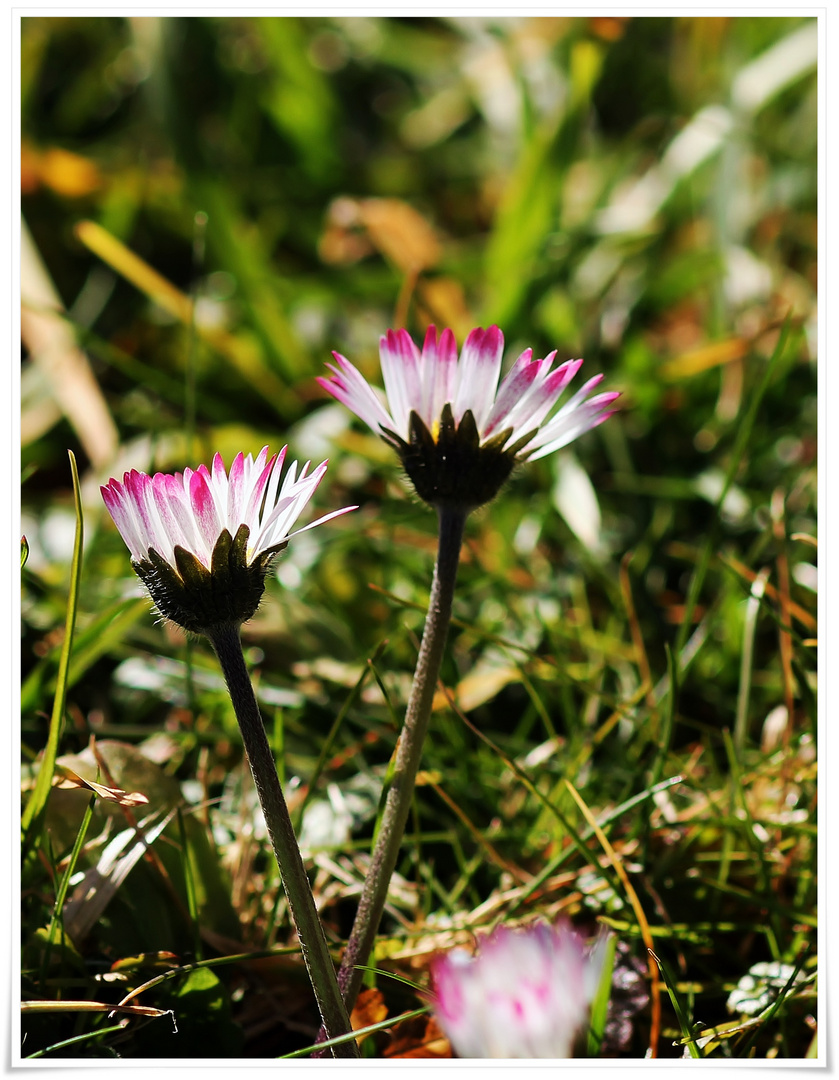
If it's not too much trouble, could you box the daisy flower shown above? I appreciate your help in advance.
[101,446,355,633]
[318,325,619,509]
[430,921,609,1059]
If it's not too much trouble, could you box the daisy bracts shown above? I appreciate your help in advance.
[318,325,619,509]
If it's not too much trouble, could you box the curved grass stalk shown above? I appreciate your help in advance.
[22,451,84,850]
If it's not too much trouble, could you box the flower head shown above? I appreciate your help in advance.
[429,921,609,1059]
[101,447,354,634]
[318,325,619,509]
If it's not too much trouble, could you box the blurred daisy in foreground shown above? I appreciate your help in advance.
[429,921,610,1059]
[318,325,619,509]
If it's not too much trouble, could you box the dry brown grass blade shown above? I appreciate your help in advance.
[428,778,529,883]
[394,266,419,329]
[659,318,798,382]
[75,220,192,323]
[21,999,168,1018]
[564,779,661,1059]
[721,551,815,632]
[21,218,118,467]
[593,682,651,746]
[74,220,294,409]
[771,490,796,750]
[667,542,816,632]
[659,337,749,381]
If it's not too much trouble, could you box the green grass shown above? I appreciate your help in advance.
[20,14,817,1060]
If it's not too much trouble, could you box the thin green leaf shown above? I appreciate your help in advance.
[25,1023,126,1058]
[509,774,684,917]
[177,808,202,961]
[650,949,702,1059]
[40,791,96,987]
[587,932,617,1057]
[22,450,84,845]
[281,1005,430,1058]
[648,644,678,800]
[351,964,427,994]
[293,639,388,833]
[676,319,794,657]
[21,597,149,714]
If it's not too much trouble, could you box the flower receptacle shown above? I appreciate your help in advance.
[133,524,287,634]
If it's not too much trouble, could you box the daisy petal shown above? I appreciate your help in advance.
[453,325,504,429]
[188,470,221,562]
[317,354,394,433]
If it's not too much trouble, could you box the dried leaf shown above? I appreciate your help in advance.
[62,809,176,944]
[21,141,103,197]
[384,1014,452,1059]
[319,197,442,272]
[351,987,388,1043]
[359,198,442,271]
[437,662,521,713]
[54,766,149,807]
[40,146,103,197]
[111,951,180,973]
[21,218,118,467]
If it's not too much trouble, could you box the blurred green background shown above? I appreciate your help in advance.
[21,15,817,1060]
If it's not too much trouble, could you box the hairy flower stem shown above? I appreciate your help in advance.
[325,505,467,1030]
[206,622,359,1059]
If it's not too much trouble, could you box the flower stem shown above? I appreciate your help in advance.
[206,622,359,1059]
[333,505,467,1013]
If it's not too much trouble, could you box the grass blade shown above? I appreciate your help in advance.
[280,1005,429,1058]
[25,1023,126,1059]
[675,318,794,657]
[587,931,617,1056]
[565,779,661,1057]
[734,567,770,752]
[22,450,84,846]
[650,948,701,1058]
[40,791,96,986]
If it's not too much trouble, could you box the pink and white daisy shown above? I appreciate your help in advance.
[101,447,355,633]
[318,325,619,509]
[429,921,608,1059]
